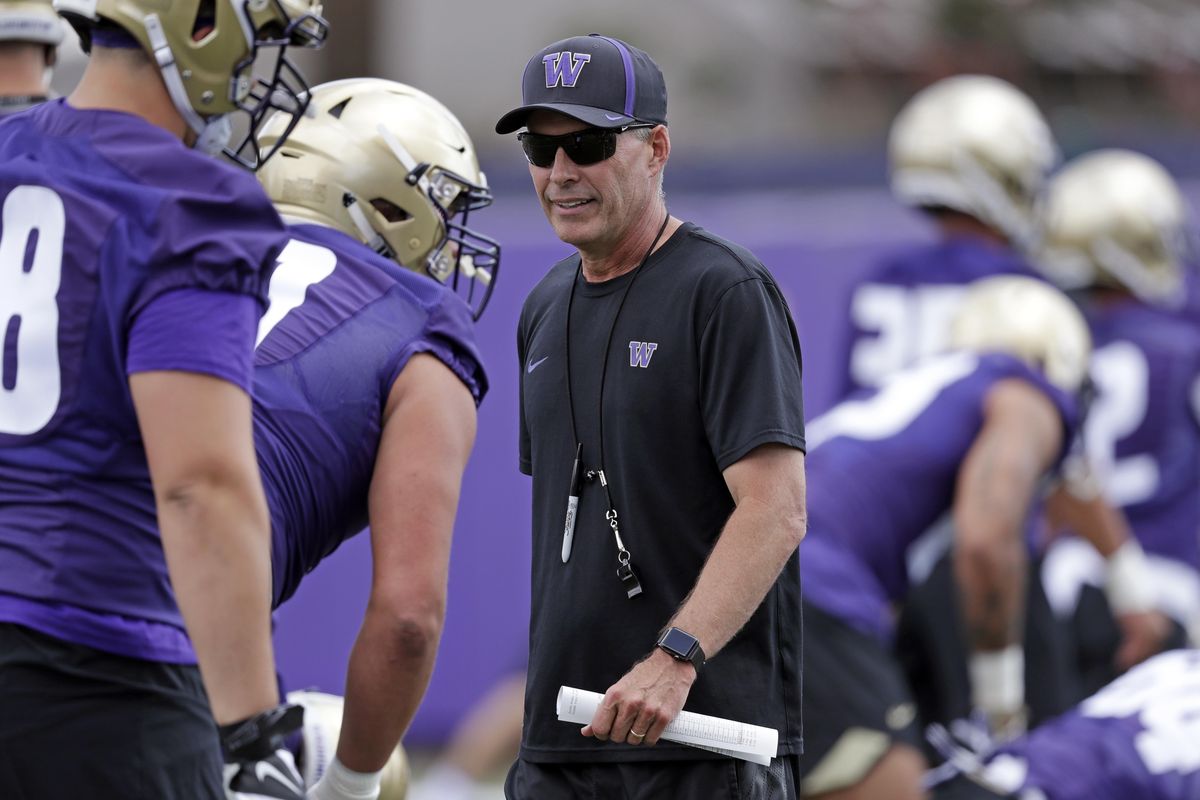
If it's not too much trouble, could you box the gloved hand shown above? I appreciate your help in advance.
[922,711,999,792]
[221,704,307,800]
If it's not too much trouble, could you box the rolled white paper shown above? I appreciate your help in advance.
[556,685,779,766]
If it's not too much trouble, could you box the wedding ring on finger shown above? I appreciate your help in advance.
[630,728,647,740]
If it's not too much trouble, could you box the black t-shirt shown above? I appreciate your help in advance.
[517,222,806,763]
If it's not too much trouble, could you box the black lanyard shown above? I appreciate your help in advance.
[561,213,670,599]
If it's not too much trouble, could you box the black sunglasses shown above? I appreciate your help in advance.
[517,124,656,168]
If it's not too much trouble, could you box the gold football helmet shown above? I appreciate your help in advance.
[948,275,1092,395]
[258,78,500,319]
[54,0,327,168]
[889,75,1058,249]
[0,0,63,45]
[1038,149,1190,306]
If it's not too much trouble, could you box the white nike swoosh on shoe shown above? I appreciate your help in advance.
[527,356,550,373]
[253,760,303,796]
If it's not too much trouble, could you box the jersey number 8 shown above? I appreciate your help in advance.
[0,185,65,436]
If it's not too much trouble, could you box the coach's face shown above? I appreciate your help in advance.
[525,110,665,257]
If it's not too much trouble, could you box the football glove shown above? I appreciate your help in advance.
[221,703,307,800]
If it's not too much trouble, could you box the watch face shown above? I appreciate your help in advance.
[660,627,696,657]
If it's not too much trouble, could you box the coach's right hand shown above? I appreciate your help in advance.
[582,647,697,746]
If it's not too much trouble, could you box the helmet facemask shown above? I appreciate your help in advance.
[419,164,500,320]
[223,0,327,169]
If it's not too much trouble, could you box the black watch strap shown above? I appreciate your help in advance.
[657,626,705,673]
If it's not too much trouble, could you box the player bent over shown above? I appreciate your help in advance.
[250,78,499,799]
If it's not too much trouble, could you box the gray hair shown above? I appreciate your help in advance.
[631,126,666,200]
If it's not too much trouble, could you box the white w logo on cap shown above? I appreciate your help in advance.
[543,52,591,88]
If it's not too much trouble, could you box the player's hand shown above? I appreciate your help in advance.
[306,757,383,800]
[979,706,1027,743]
[1115,610,1172,673]
[221,704,307,800]
[225,750,306,800]
[581,647,696,746]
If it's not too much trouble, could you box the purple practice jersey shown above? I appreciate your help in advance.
[253,224,486,607]
[1079,296,1200,570]
[838,237,1039,398]
[801,352,1077,642]
[977,649,1200,800]
[0,101,286,662]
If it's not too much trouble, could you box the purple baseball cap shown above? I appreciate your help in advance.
[494,33,668,134]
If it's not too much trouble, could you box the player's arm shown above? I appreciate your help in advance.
[332,354,477,779]
[130,371,279,724]
[1045,470,1167,671]
[583,443,806,746]
[953,378,1060,728]
[1045,475,1152,605]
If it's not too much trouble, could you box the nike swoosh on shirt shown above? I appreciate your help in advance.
[527,356,550,373]
[253,760,303,796]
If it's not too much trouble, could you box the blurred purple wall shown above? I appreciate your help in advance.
[270,178,936,743]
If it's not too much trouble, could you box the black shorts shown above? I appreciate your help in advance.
[0,623,224,800]
[504,755,800,800]
[895,552,1078,734]
[796,602,923,795]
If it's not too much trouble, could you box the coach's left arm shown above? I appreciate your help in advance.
[583,443,806,746]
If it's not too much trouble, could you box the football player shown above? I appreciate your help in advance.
[838,74,1057,398]
[253,78,497,800]
[798,276,1091,800]
[836,74,1083,746]
[1035,150,1200,694]
[0,0,62,116]
[0,2,326,799]
[931,649,1200,800]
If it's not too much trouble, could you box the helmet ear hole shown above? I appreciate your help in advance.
[191,0,215,40]
[370,198,410,223]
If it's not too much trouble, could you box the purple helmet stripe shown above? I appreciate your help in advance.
[593,35,636,118]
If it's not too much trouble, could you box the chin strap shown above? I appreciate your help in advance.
[143,12,232,156]
[377,124,430,194]
[342,192,394,259]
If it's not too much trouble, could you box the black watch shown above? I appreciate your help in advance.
[657,627,705,673]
